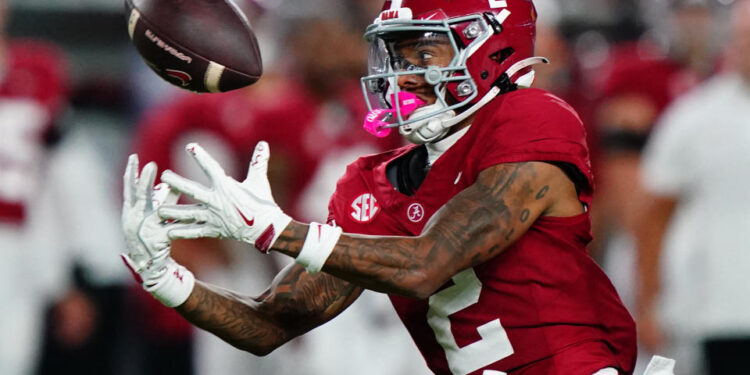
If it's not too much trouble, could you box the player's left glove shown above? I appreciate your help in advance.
[120,154,195,308]
[121,155,178,270]
[158,142,292,253]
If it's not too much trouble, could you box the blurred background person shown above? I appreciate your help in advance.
[588,43,694,374]
[533,0,594,128]
[639,0,725,82]
[636,0,750,374]
[534,1,729,373]
[591,43,688,310]
[0,0,70,371]
[1,0,133,374]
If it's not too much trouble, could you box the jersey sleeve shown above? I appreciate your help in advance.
[326,194,338,226]
[476,90,594,195]
[326,161,360,227]
[323,154,381,230]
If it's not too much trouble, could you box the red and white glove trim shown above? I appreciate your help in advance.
[122,254,195,308]
[295,222,342,274]
[254,213,292,254]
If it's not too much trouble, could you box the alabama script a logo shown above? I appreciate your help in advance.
[350,193,379,223]
[407,203,424,223]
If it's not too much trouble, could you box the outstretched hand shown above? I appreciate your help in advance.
[120,155,197,308]
[159,141,292,253]
[121,154,180,273]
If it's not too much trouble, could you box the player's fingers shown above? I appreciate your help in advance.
[152,183,181,208]
[149,247,171,266]
[164,186,181,206]
[161,169,213,205]
[185,143,227,182]
[136,162,158,210]
[152,183,169,207]
[167,224,224,240]
[123,154,139,206]
[158,204,213,223]
[245,141,270,181]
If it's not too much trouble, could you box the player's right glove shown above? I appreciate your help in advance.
[120,154,195,308]
[159,142,342,274]
[158,142,292,253]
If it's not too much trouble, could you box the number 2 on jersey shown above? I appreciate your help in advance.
[427,268,514,375]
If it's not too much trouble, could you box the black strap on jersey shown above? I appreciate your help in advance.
[386,146,430,196]
[546,161,589,196]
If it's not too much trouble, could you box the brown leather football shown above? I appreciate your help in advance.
[126,0,262,93]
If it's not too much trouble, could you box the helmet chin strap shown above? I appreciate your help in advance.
[401,56,549,144]
[506,56,549,87]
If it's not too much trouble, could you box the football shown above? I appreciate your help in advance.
[125,0,262,93]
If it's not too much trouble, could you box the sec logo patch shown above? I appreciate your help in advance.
[351,193,380,223]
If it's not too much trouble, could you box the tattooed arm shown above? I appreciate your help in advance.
[175,263,362,355]
[273,162,584,299]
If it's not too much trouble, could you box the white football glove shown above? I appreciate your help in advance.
[121,154,195,308]
[159,141,292,253]
[121,154,179,270]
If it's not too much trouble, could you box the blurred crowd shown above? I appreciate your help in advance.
[0,0,748,374]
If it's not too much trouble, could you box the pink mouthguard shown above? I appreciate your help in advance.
[363,92,425,137]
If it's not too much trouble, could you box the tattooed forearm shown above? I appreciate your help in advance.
[271,161,583,300]
[520,209,531,223]
[272,222,307,255]
[175,282,283,355]
[269,265,362,322]
[536,185,550,200]
[275,162,565,299]
[175,263,362,355]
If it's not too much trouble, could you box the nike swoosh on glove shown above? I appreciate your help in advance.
[159,141,292,253]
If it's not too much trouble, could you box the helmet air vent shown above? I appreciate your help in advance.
[490,47,515,65]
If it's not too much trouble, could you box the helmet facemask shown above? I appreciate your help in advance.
[361,14,492,143]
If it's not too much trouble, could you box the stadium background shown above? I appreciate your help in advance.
[0,0,745,374]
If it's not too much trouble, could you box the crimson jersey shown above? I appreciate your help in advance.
[327,89,636,375]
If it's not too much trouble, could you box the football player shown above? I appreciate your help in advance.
[122,1,641,373]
